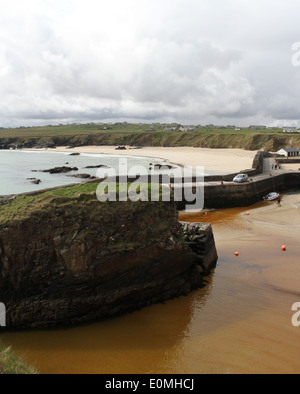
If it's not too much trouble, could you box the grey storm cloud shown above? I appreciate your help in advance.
[1,0,300,127]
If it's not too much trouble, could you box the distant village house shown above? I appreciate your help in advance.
[179,126,196,132]
[283,127,300,133]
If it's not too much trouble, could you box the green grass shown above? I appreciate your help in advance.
[0,122,297,151]
[0,183,96,222]
[0,181,171,224]
[0,340,37,375]
[0,122,285,138]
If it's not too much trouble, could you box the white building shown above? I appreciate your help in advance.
[277,148,300,157]
[283,127,300,133]
[179,126,196,132]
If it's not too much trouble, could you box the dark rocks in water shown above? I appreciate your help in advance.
[84,165,111,169]
[42,166,79,174]
[69,153,80,156]
[27,178,42,185]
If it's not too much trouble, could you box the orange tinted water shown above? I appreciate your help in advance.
[2,202,300,374]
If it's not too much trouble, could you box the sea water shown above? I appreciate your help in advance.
[0,150,171,196]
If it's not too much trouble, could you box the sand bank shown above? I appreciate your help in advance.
[242,192,300,231]
[41,146,256,175]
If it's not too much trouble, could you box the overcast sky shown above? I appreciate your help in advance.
[1,0,300,128]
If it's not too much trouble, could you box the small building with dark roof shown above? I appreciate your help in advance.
[277,148,300,157]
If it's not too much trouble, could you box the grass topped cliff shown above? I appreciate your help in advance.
[0,181,170,225]
[0,123,300,151]
[0,178,206,330]
[0,183,98,224]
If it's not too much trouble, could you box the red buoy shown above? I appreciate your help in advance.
[282,245,287,252]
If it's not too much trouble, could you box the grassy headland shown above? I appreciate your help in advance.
[0,123,300,151]
[0,181,170,224]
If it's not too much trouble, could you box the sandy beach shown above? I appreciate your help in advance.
[40,146,256,175]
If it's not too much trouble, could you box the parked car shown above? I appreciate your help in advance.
[233,174,249,183]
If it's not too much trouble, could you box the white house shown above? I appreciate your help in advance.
[277,148,300,157]
[283,127,300,133]
[179,126,196,132]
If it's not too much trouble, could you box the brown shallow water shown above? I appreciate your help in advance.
[1,198,300,374]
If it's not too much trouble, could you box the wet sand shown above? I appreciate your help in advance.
[2,192,300,374]
[36,146,256,175]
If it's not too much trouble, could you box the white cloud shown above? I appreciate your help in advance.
[0,0,300,127]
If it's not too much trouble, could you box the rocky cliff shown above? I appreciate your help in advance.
[0,184,218,329]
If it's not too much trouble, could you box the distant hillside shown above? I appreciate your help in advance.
[0,124,299,151]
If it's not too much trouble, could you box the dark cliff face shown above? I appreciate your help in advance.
[0,188,217,329]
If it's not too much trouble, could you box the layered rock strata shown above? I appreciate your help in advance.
[0,188,218,329]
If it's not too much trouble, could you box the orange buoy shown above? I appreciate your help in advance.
[235,252,239,257]
[282,245,287,252]
[246,212,250,216]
